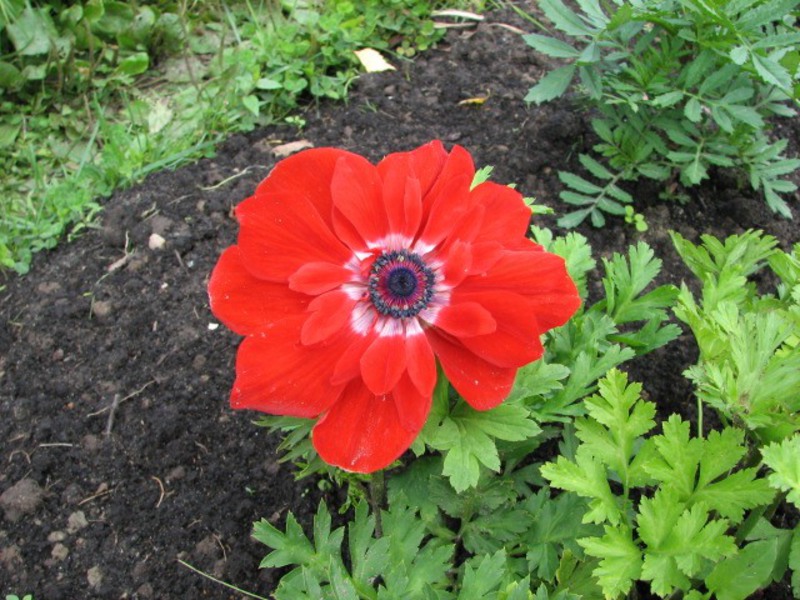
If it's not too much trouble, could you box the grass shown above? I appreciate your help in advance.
[0,0,475,274]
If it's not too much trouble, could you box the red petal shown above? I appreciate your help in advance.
[331,154,387,248]
[418,145,475,246]
[261,147,358,229]
[312,382,418,472]
[405,322,437,397]
[231,322,343,417]
[440,239,472,287]
[426,330,517,411]
[377,140,448,198]
[392,373,432,433]
[300,291,357,346]
[288,262,354,295]
[469,181,531,244]
[419,175,473,247]
[459,245,579,299]
[380,158,423,241]
[360,330,407,395]
[236,190,351,282]
[331,327,377,385]
[432,302,496,338]
[208,246,309,336]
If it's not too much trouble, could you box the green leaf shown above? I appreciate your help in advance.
[5,7,54,55]
[557,208,592,229]
[539,0,595,35]
[578,154,614,180]
[522,33,580,58]
[0,61,25,90]
[254,512,315,569]
[116,52,150,76]
[752,52,792,89]
[600,242,677,324]
[540,446,622,525]
[761,436,800,509]
[729,45,748,65]
[242,94,261,116]
[652,91,684,107]
[576,369,657,487]
[459,550,507,599]
[524,491,596,580]
[706,539,779,600]
[558,171,604,194]
[430,402,541,492]
[579,525,642,599]
[684,97,703,122]
[638,490,736,596]
[525,65,576,104]
[348,503,389,586]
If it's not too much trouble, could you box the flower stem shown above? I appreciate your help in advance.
[369,470,385,538]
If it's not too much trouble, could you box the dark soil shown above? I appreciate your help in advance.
[1,3,798,598]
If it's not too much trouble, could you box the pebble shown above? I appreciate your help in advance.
[0,478,45,523]
[87,565,103,588]
[67,510,88,533]
[48,531,67,543]
[91,300,113,319]
[148,233,166,250]
[51,543,69,561]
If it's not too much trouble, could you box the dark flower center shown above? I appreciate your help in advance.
[368,250,435,318]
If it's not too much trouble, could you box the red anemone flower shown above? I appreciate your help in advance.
[208,141,580,472]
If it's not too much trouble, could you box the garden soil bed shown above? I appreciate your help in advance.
[1,3,799,598]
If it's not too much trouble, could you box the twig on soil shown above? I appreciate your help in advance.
[78,484,112,506]
[8,449,31,464]
[213,534,227,562]
[177,559,269,600]
[38,443,74,448]
[87,380,157,419]
[197,165,270,191]
[104,394,121,436]
[151,476,166,508]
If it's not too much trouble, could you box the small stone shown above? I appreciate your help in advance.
[136,583,154,598]
[87,565,103,588]
[0,478,45,523]
[67,511,88,534]
[48,530,67,543]
[51,543,69,561]
[91,301,112,319]
[166,466,185,482]
[148,233,166,250]
[82,434,101,452]
[51,348,64,362]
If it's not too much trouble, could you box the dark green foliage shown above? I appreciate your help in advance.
[524,0,800,227]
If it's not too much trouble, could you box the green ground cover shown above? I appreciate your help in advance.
[0,0,460,274]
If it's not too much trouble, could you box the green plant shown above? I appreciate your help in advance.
[542,369,794,600]
[0,0,449,274]
[671,230,800,444]
[523,0,800,227]
[249,225,686,597]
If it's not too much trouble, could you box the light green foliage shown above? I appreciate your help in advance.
[524,0,800,227]
[422,397,542,492]
[524,231,679,422]
[0,0,446,273]
[761,436,800,509]
[542,369,779,599]
[672,231,800,443]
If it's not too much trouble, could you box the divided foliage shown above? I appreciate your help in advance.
[523,0,800,227]
[672,230,800,443]
[253,227,800,599]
